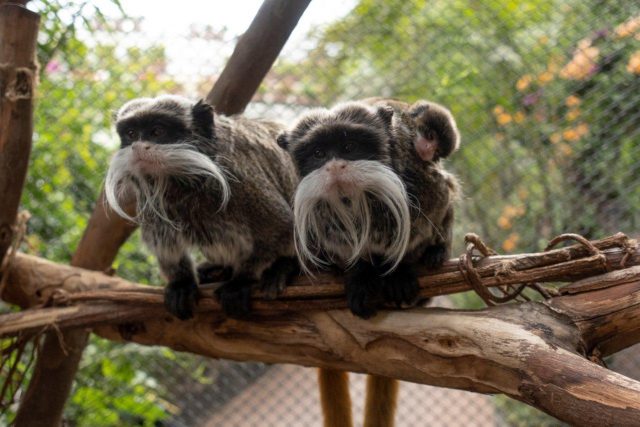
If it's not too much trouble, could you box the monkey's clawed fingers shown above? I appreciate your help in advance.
[261,257,299,300]
[421,243,447,270]
[164,278,200,320]
[215,278,253,318]
[381,264,419,308]
[345,262,382,319]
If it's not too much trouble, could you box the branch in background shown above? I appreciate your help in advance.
[206,0,312,114]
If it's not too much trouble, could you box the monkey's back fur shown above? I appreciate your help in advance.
[141,115,297,279]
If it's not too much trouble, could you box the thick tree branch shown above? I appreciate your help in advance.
[3,237,640,424]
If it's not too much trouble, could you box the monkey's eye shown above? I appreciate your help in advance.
[150,126,165,138]
[126,129,136,139]
[343,143,354,153]
[314,149,326,159]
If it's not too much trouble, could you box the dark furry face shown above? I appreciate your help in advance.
[292,123,386,177]
[116,113,190,147]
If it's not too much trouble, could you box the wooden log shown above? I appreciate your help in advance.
[0,2,39,262]
[205,0,312,114]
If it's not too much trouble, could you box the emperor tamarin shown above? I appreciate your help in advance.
[105,95,297,319]
[277,99,460,318]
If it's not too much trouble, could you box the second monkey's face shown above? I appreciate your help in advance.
[279,103,411,273]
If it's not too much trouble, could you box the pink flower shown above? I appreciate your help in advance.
[45,60,60,74]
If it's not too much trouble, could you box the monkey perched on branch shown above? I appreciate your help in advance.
[105,95,298,319]
[279,98,460,426]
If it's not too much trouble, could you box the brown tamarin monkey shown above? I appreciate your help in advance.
[278,99,460,427]
[105,95,298,318]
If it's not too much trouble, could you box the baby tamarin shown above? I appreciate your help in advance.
[105,95,297,319]
[278,98,460,427]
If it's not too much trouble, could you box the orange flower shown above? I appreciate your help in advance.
[498,216,512,230]
[514,111,526,123]
[516,75,533,91]
[538,71,554,85]
[560,46,599,80]
[562,128,580,142]
[565,95,581,107]
[566,108,581,121]
[615,15,640,38]
[493,105,504,115]
[497,113,512,125]
[627,51,640,74]
[538,35,549,45]
[550,132,562,144]
[502,233,520,252]
[576,123,589,137]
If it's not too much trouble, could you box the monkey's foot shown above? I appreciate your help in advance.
[164,278,199,320]
[345,262,383,319]
[215,278,253,318]
[381,263,419,307]
[261,257,299,300]
[421,243,448,270]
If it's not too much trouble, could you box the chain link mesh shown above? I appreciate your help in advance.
[1,0,639,425]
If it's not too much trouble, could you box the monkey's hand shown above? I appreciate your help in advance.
[261,257,299,300]
[421,243,448,270]
[215,277,253,318]
[345,261,384,319]
[164,277,200,320]
[381,263,419,308]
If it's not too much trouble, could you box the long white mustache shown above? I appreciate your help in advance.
[294,160,411,275]
[104,143,230,227]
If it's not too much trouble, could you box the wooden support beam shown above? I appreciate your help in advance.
[0,1,39,261]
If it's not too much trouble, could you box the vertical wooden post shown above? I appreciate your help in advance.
[13,1,311,425]
[0,0,39,261]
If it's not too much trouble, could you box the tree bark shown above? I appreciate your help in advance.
[3,241,640,424]
[0,2,39,264]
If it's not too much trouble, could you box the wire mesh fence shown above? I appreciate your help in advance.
[2,0,640,425]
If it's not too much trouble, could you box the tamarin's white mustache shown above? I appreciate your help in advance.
[104,143,230,227]
[293,160,411,275]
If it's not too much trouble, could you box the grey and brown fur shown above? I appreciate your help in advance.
[105,95,298,319]
[279,99,459,318]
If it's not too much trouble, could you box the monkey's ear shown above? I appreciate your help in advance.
[191,99,215,140]
[375,105,395,128]
[276,132,289,150]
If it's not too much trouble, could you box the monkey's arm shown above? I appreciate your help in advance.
[159,253,199,320]
[421,205,454,270]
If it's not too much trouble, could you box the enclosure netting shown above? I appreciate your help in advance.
[2,0,640,425]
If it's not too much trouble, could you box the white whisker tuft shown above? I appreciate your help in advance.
[104,142,231,227]
[293,160,411,275]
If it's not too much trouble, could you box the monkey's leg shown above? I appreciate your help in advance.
[318,369,354,427]
[344,260,384,319]
[363,375,399,427]
[380,262,419,307]
[260,256,299,300]
[160,254,200,320]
